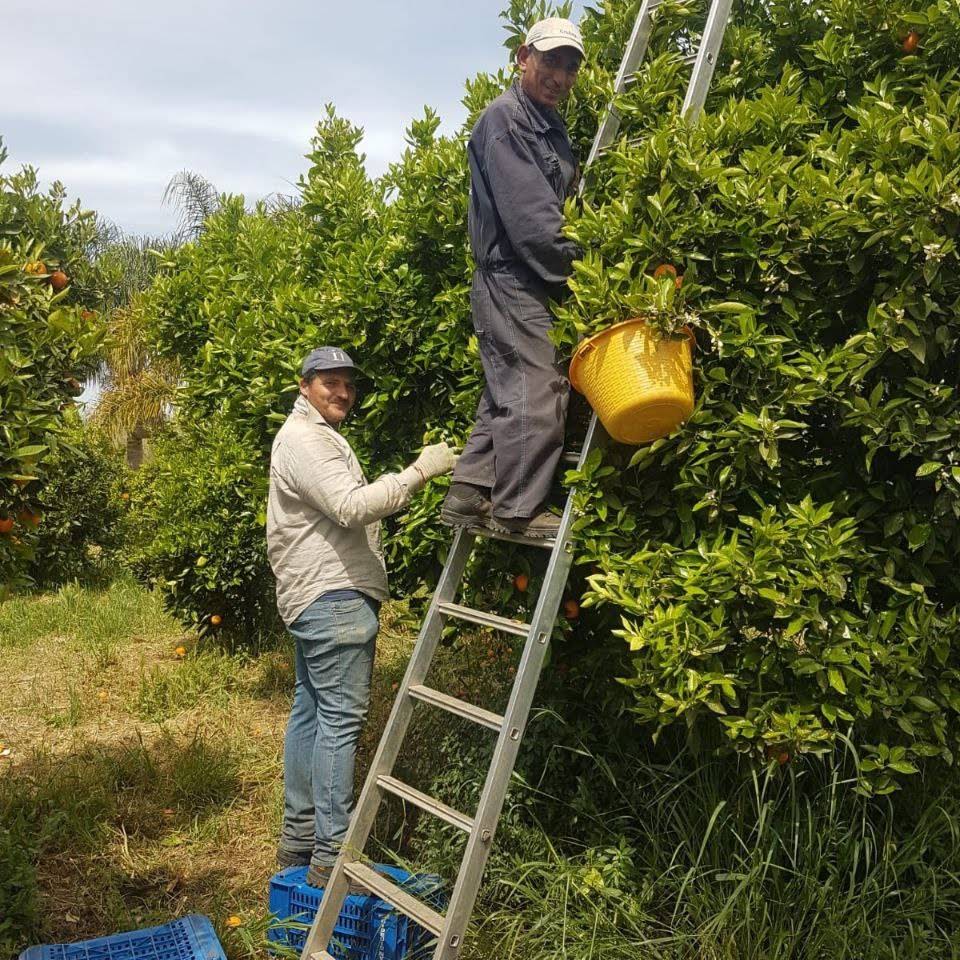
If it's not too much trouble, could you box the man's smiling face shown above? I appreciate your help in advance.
[300,368,357,427]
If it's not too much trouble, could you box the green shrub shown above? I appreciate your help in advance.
[0,142,105,596]
[551,0,960,793]
[128,0,960,790]
[27,416,127,588]
[124,417,278,641]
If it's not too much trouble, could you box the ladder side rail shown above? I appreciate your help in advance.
[580,0,663,184]
[301,528,477,960]
[433,416,604,959]
[681,0,735,119]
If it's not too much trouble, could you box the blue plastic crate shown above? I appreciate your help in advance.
[18,915,226,960]
[268,865,446,960]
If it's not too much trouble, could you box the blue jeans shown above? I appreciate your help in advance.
[280,593,378,869]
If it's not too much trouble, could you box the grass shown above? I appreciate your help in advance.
[4,577,959,960]
[0,576,513,960]
[450,723,960,960]
[0,581,341,954]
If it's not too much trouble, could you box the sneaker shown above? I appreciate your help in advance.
[440,483,492,527]
[277,846,311,870]
[306,864,371,896]
[489,509,561,539]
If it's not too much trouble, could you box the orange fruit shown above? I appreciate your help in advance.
[17,510,40,528]
[903,30,920,53]
[513,573,529,592]
[211,614,223,627]
[121,492,130,501]
[653,263,683,289]
[563,599,580,620]
[226,916,242,928]
[175,646,187,658]
[49,270,69,292]
[653,263,677,279]
[24,261,46,276]
[0,517,13,536]
[81,309,96,321]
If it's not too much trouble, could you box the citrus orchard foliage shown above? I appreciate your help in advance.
[132,0,960,790]
[27,414,127,589]
[557,0,960,793]
[0,143,104,595]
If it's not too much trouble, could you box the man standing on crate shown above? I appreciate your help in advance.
[267,346,456,889]
[441,17,584,539]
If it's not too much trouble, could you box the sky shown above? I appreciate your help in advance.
[1,0,585,239]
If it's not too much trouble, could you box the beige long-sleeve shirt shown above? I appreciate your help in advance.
[266,396,422,625]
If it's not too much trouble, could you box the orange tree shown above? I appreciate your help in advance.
[0,142,105,595]
[130,0,960,792]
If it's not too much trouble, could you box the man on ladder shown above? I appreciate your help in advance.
[302,2,735,957]
[441,17,585,539]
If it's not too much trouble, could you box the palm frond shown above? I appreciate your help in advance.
[162,169,222,242]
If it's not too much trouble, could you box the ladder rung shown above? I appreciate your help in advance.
[408,683,504,732]
[307,953,337,960]
[343,862,445,936]
[468,524,556,550]
[437,601,529,637]
[562,450,581,465]
[377,775,474,833]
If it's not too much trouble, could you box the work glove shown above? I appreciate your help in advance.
[412,442,458,483]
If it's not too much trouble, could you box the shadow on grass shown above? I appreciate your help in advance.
[1,731,241,953]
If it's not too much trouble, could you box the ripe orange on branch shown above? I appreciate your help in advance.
[653,263,683,289]
[0,517,14,536]
[563,599,580,620]
[210,614,223,627]
[49,270,69,292]
[902,30,920,53]
[513,572,529,592]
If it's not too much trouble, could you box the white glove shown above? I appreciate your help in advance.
[411,442,458,483]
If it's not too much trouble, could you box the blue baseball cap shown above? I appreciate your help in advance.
[300,346,366,378]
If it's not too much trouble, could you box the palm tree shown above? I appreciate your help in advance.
[87,171,222,466]
[162,169,222,244]
[89,295,179,468]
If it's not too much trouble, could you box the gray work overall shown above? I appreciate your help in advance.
[454,81,579,520]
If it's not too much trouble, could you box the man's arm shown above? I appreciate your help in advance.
[279,432,423,530]
[482,128,579,287]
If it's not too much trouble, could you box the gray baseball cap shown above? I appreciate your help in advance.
[525,17,585,56]
[300,346,365,378]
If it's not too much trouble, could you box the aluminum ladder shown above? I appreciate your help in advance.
[302,2,734,957]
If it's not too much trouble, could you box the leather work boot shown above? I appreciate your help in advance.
[489,509,561,539]
[440,483,492,527]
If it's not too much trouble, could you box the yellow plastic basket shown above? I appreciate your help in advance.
[569,317,695,445]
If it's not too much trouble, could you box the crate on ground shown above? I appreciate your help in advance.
[18,915,226,960]
[268,864,446,960]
